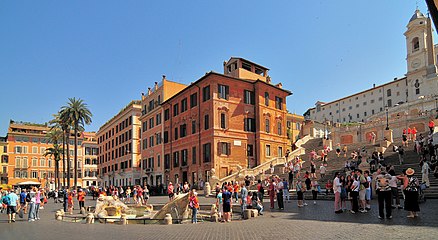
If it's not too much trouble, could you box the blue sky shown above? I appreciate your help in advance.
[0,0,428,135]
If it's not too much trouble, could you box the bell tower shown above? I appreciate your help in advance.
[404,9,437,101]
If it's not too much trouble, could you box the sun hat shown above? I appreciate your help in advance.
[405,168,415,176]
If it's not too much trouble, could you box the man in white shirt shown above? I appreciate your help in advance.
[333,172,342,213]
[319,164,326,179]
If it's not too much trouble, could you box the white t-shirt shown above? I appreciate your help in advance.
[320,166,326,174]
[333,177,341,193]
[389,176,398,188]
[366,176,372,190]
[352,180,360,192]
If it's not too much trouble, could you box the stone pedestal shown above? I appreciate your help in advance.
[323,138,332,150]
[163,213,172,225]
[250,209,258,217]
[120,214,128,225]
[383,129,393,143]
[243,209,252,219]
[85,213,94,224]
[204,182,211,197]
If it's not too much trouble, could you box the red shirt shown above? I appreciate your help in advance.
[429,121,435,128]
[77,192,86,202]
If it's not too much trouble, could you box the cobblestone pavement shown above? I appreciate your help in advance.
[1,196,437,240]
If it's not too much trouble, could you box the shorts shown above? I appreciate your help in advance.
[359,189,366,201]
[218,204,223,215]
[365,189,371,201]
[223,202,231,213]
[7,206,17,214]
[297,191,303,200]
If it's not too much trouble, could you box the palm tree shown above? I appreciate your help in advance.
[49,113,69,188]
[44,130,63,190]
[60,98,92,189]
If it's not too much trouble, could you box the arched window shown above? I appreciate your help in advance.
[412,37,419,52]
[265,119,270,133]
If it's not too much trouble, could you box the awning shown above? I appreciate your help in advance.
[15,181,42,186]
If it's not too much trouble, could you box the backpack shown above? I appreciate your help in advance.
[2,195,10,205]
[26,193,31,202]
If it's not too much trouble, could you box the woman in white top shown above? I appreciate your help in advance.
[350,176,360,213]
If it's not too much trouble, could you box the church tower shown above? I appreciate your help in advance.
[405,9,438,101]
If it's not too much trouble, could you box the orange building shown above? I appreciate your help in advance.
[286,113,304,144]
[162,58,291,185]
[139,78,186,187]
[6,121,88,188]
[97,101,142,187]
[0,136,8,184]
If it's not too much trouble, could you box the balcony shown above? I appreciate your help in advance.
[144,168,153,173]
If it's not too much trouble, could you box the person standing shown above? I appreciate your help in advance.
[125,187,132,203]
[333,172,342,213]
[5,189,20,223]
[282,178,290,203]
[63,188,68,213]
[288,170,294,190]
[167,183,174,202]
[429,119,435,134]
[54,190,59,204]
[403,168,420,218]
[189,189,199,224]
[389,173,401,209]
[311,179,319,205]
[240,183,248,216]
[397,146,405,165]
[27,188,37,222]
[19,189,27,214]
[222,187,232,222]
[296,179,304,208]
[256,180,264,202]
[375,169,393,219]
[350,175,360,214]
[68,191,74,215]
[268,179,276,209]
[276,179,284,210]
[421,161,431,187]
[35,188,41,220]
[319,164,326,179]
[77,189,86,210]
[216,188,223,221]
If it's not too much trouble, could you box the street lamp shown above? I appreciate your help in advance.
[385,106,389,130]
[323,118,327,139]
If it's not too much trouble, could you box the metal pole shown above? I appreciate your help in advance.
[385,107,389,130]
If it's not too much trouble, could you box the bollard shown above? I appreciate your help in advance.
[204,182,211,197]
[85,213,94,224]
[243,209,252,219]
[120,214,128,225]
[251,209,258,218]
[163,213,172,225]
[210,204,218,222]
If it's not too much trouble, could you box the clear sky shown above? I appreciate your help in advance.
[0,0,429,135]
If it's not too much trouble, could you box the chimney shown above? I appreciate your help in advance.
[373,84,375,88]
[276,83,283,89]
[155,81,158,90]
[148,87,152,96]
[266,75,271,84]
[162,75,166,81]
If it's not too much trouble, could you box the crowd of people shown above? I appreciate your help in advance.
[1,187,49,223]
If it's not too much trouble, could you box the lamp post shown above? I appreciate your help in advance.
[323,118,327,140]
[385,106,389,130]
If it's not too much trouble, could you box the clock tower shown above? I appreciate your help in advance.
[404,9,437,102]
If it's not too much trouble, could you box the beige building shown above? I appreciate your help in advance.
[97,101,142,187]
[306,10,438,124]
[139,78,186,187]
[0,136,8,185]
[81,132,99,187]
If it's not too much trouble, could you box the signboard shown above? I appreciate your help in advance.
[234,140,241,146]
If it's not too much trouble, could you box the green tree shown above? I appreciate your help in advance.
[60,98,92,189]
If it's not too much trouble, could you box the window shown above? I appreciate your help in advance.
[356,104,359,108]
[203,143,211,162]
[278,147,283,157]
[387,89,391,97]
[357,113,360,118]
[174,127,179,140]
[202,85,211,102]
[397,91,400,96]
[372,109,375,114]
[371,99,375,104]
[164,109,170,121]
[412,37,419,52]
[181,98,187,112]
[32,158,38,167]
[173,151,179,167]
[156,113,162,125]
[164,154,171,169]
[265,145,271,156]
[265,119,270,133]
[244,118,256,132]
[242,62,252,71]
[32,146,38,154]
[31,171,38,179]
[149,118,154,129]
[244,90,255,105]
[349,106,352,110]
[192,147,196,164]
[142,139,147,149]
[157,155,161,167]
[180,124,187,138]
[277,122,282,135]
[181,149,188,166]
[416,88,420,95]
[387,99,392,107]
[190,93,198,108]
[378,97,383,101]
[22,146,28,154]
[220,142,231,155]
[275,97,283,110]
[264,92,269,106]
[363,102,367,106]
[247,144,254,157]
[218,84,229,100]
[191,120,196,134]
[220,113,226,129]
[364,111,367,117]
[173,104,179,117]
[204,114,210,130]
